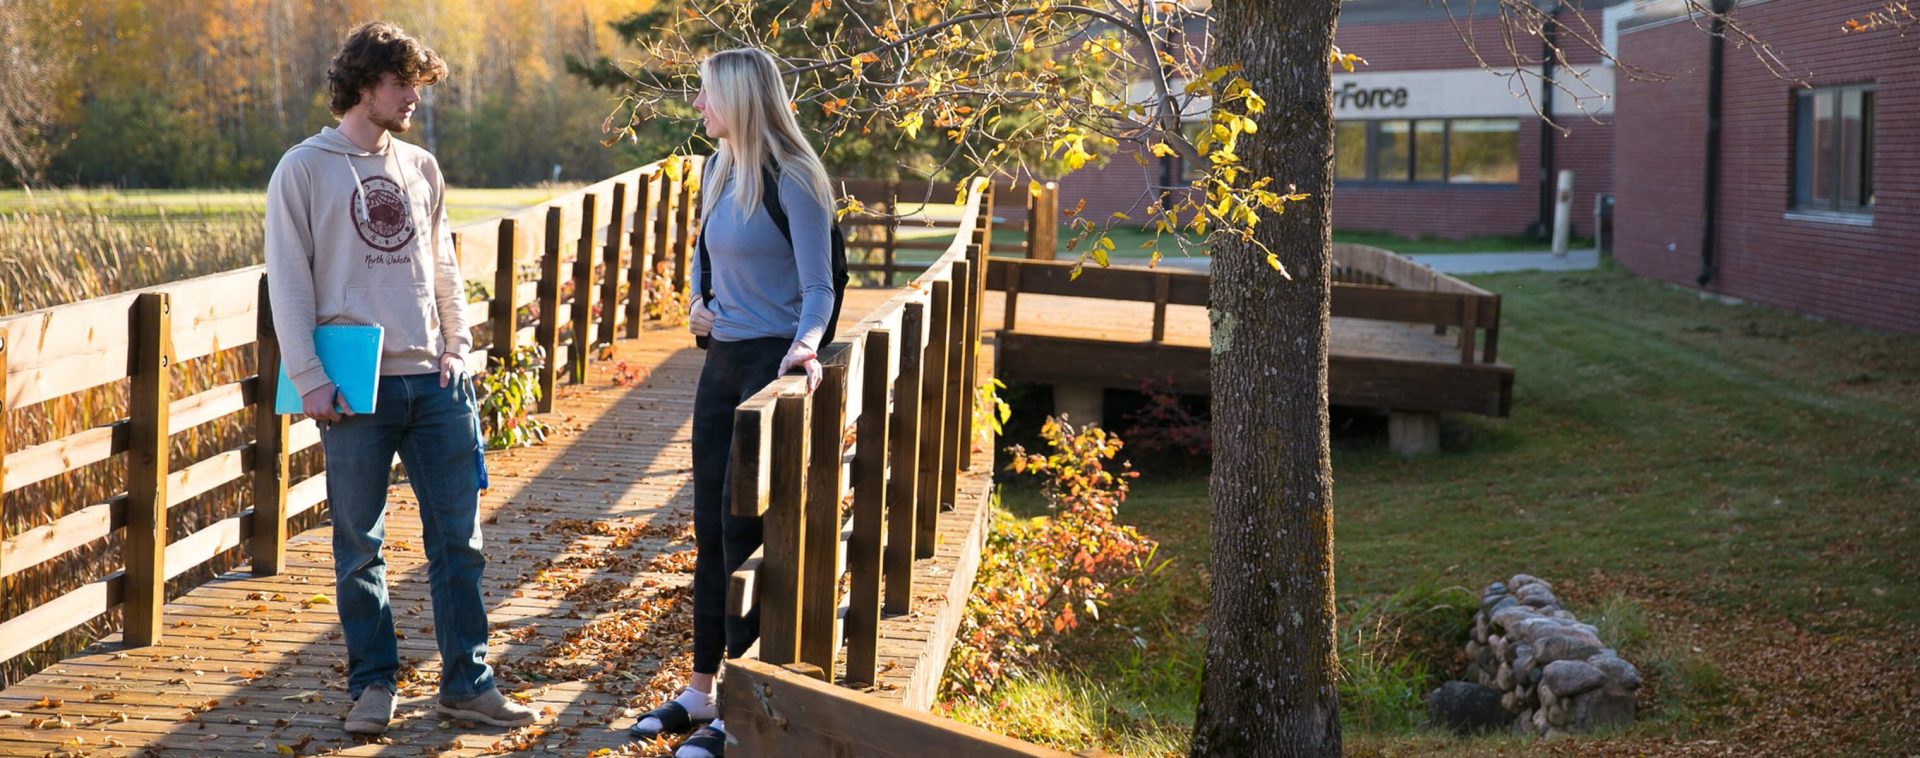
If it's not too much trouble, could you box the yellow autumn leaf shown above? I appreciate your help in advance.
[899,111,924,139]
[1022,37,1035,53]
[306,593,332,605]
[1149,142,1175,158]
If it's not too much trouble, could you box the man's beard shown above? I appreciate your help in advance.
[372,111,412,134]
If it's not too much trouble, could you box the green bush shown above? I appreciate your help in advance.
[477,345,552,450]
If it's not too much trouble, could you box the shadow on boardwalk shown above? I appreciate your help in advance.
[0,324,713,757]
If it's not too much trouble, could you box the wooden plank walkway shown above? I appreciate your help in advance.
[0,295,995,757]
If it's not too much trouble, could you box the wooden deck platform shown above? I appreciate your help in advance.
[848,272,1513,419]
[0,308,994,757]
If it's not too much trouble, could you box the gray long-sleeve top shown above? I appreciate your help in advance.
[694,167,836,352]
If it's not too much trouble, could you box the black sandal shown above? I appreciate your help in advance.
[627,700,708,739]
[677,724,726,757]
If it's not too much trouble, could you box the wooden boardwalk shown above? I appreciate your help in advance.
[0,302,993,757]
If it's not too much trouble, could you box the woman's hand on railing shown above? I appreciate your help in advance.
[779,343,822,393]
[689,297,714,337]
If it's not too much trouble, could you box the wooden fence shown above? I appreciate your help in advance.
[0,155,704,664]
[836,178,1050,285]
[723,179,995,687]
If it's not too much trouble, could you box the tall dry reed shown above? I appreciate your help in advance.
[0,207,329,688]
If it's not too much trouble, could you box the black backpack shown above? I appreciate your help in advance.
[696,163,849,350]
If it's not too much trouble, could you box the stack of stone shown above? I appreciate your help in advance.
[1463,574,1641,737]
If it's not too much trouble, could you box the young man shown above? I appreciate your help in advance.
[264,21,535,735]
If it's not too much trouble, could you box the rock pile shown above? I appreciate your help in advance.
[1461,574,1641,737]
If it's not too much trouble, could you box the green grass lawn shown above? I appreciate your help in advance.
[948,264,1920,755]
[1332,229,1596,254]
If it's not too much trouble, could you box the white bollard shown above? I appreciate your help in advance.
[1552,169,1574,257]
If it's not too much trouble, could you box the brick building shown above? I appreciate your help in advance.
[1052,0,1632,241]
[1613,0,1918,334]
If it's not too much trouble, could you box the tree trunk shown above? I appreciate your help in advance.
[1191,1,1342,756]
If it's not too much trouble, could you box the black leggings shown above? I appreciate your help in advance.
[689,336,787,675]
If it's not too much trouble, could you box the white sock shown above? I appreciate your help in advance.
[637,686,715,731]
[676,719,724,758]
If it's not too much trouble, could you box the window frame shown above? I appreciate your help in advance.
[1333,117,1519,187]
[1792,84,1875,217]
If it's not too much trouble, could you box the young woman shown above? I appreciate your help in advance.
[626,47,834,758]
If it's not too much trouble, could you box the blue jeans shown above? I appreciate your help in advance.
[319,372,493,701]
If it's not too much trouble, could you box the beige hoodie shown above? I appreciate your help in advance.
[265,127,470,399]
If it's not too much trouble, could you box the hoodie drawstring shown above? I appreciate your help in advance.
[344,154,371,225]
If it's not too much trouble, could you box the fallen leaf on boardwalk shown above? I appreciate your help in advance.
[302,593,333,608]
[31,697,62,708]
[88,692,116,702]
[0,710,14,718]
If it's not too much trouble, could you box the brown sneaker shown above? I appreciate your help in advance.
[437,688,537,727]
[344,685,395,734]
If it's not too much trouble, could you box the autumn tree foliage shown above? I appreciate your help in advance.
[0,0,662,187]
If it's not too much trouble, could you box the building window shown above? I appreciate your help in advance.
[1335,121,1368,181]
[1334,118,1519,185]
[1794,85,1874,215]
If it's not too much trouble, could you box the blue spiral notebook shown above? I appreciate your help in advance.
[275,324,384,414]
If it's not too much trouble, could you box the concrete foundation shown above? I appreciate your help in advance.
[1390,410,1441,456]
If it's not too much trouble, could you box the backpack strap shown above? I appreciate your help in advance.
[760,164,795,248]
[696,161,716,306]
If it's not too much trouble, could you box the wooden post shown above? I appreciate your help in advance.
[884,304,924,613]
[681,157,701,285]
[761,392,812,665]
[628,174,659,338]
[916,281,951,560]
[1,329,10,614]
[1030,182,1059,261]
[1457,295,1478,365]
[673,166,693,298]
[536,207,563,412]
[492,218,521,361]
[1482,298,1502,364]
[799,363,847,679]
[1025,183,1038,259]
[1002,259,1021,332]
[962,187,992,470]
[847,329,891,684]
[126,292,172,647]
[1151,273,1171,344]
[655,171,679,302]
[884,180,899,287]
[571,193,598,383]
[251,277,290,576]
[953,256,977,472]
[599,182,628,346]
[940,263,967,511]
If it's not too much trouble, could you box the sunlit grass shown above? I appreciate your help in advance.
[947,264,1920,754]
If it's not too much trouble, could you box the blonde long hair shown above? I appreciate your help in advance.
[698,48,834,220]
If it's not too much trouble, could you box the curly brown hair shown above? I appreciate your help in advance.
[325,21,447,117]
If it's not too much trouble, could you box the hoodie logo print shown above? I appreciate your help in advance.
[351,176,417,253]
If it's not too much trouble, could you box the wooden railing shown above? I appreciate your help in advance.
[835,177,1046,285]
[0,156,704,663]
[723,179,996,689]
[989,243,1503,365]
